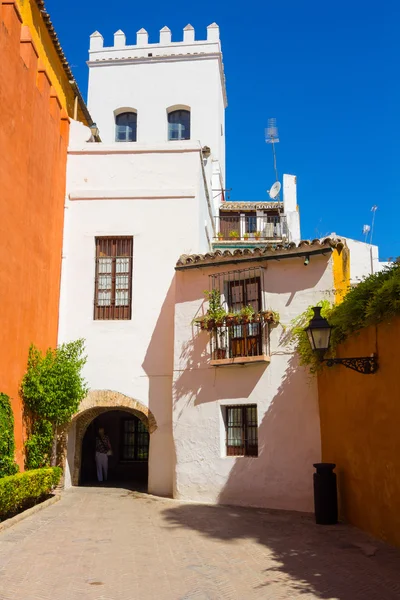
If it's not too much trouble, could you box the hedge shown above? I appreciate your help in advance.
[0,467,61,520]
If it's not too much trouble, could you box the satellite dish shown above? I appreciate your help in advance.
[268,181,281,199]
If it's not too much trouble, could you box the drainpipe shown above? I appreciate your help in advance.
[73,95,78,121]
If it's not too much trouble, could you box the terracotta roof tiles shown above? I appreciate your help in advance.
[176,238,344,269]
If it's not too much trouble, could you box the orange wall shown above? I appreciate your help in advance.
[0,2,69,467]
[318,317,400,546]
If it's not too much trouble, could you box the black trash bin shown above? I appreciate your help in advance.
[313,463,338,525]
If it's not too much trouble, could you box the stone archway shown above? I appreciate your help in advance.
[68,390,157,486]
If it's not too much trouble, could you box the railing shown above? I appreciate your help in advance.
[214,215,287,241]
[210,321,269,361]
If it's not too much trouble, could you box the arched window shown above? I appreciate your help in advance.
[168,109,190,141]
[115,112,137,142]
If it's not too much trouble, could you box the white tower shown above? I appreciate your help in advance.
[87,24,227,183]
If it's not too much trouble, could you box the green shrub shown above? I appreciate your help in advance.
[0,467,61,520]
[21,339,88,466]
[0,393,18,478]
[25,419,53,470]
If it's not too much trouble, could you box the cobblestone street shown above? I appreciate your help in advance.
[1,486,400,600]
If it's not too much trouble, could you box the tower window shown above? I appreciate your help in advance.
[115,112,137,142]
[168,109,190,141]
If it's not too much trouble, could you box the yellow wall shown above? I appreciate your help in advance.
[332,244,350,304]
[318,317,400,547]
[16,0,88,122]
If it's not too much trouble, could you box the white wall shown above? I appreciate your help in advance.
[173,255,337,512]
[59,123,212,496]
[332,236,386,284]
[283,174,301,243]
[87,25,226,185]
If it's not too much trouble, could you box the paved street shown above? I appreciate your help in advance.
[1,486,400,600]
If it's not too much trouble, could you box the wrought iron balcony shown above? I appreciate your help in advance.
[214,214,287,242]
[209,321,270,365]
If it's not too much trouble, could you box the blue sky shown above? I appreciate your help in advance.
[47,0,397,260]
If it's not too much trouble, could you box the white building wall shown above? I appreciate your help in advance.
[172,255,336,512]
[59,122,212,496]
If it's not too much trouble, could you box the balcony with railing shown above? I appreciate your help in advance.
[214,214,287,244]
[194,268,277,365]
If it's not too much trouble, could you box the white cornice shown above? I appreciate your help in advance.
[69,189,196,200]
[68,141,202,155]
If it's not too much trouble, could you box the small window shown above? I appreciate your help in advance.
[115,112,137,142]
[226,405,258,456]
[121,417,149,461]
[168,109,190,141]
[94,237,133,320]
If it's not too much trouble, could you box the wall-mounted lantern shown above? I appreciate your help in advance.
[305,307,378,374]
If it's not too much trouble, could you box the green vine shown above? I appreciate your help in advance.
[284,300,332,374]
[288,261,400,372]
[0,393,18,478]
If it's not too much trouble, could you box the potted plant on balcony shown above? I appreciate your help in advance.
[229,230,240,240]
[194,289,227,330]
[243,232,249,241]
[260,310,280,325]
[217,231,224,241]
[254,231,262,241]
[239,304,255,324]
[225,312,239,327]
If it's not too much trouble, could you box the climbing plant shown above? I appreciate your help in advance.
[287,261,400,372]
[21,339,88,467]
[284,300,333,374]
[0,393,18,478]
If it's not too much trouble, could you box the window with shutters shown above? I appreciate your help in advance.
[225,405,258,456]
[94,237,133,320]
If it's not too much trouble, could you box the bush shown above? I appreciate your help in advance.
[0,393,18,478]
[0,467,61,520]
[25,419,53,470]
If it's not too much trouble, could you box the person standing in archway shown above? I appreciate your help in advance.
[95,427,112,483]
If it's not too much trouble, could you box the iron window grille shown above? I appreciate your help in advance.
[94,237,133,320]
[208,268,270,360]
[120,417,149,462]
[226,405,258,456]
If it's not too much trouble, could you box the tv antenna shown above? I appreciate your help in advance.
[362,206,378,244]
[265,118,280,183]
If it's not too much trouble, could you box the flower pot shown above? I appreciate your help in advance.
[216,348,227,359]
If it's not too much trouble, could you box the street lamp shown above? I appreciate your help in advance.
[305,307,378,374]
[89,122,99,141]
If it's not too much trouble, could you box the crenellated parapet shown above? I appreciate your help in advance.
[89,23,221,61]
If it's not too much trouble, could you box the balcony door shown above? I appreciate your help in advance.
[228,277,262,357]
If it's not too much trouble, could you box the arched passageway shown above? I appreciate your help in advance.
[66,390,157,487]
[80,409,149,488]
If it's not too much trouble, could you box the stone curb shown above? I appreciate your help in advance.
[0,494,61,534]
